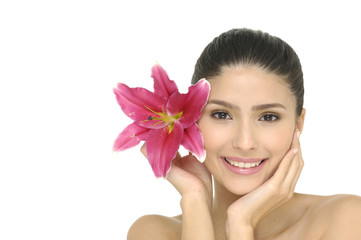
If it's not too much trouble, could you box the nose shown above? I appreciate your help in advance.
[232,121,258,151]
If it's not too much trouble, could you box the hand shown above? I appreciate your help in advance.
[226,129,303,231]
[141,144,213,210]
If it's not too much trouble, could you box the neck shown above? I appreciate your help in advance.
[211,178,244,238]
[213,179,243,215]
[211,178,303,239]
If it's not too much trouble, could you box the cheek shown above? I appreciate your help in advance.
[198,120,218,151]
[198,119,228,174]
[198,118,230,153]
[264,127,294,160]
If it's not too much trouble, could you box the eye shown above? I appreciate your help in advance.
[259,113,279,122]
[211,111,232,120]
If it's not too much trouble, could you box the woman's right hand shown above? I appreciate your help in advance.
[141,144,215,239]
[141,144,213,210]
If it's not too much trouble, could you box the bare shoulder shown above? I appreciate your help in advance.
[313,194,361,239]
[127,214,181,240]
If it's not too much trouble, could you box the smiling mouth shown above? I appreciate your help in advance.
[224,157,265,168]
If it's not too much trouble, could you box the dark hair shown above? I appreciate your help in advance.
[192,28,304,116]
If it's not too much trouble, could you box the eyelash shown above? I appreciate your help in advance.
[210,111,232,120]
[210,111,280,122]
[259,113,280,122]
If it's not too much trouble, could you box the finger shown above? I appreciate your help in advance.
[140,143,147,157]
[283,150,301,189]
[164,152,183,181]
[281,128,300,171]
[288,129,303,186]
[289,141,304,191]
[165,153,195,194]
[272,148,298,184]
[289,128,300,150]
[284,130,303,191]
[166,163,186,193]
[272,130,299,180]
[289,157,303,192]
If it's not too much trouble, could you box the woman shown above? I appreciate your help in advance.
[127,29,361,239]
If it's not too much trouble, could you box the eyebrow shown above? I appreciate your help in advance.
[208,100,240,111]
[207,100,287,111]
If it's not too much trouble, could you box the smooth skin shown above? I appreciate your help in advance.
[128,66,361,240]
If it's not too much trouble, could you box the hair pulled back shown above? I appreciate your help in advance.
[192,28,304,116]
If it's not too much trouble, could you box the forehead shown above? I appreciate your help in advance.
[208,66,295,110]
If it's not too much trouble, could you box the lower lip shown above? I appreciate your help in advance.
[222,158,266,175]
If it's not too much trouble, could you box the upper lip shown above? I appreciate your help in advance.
[223,156,266,163]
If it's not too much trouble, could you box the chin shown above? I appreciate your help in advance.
[223,178,264,196]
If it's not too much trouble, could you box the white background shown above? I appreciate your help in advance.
[1,0,360,239]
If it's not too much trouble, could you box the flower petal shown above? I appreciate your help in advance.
[166,91,187,116]
[181,124,206,161]
[145,121,183,177]
[152,64,178,98]
[177,79,210,128]
[113,83,167,129]
[113,123,149,151]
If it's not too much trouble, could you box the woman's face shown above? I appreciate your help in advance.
[197,66,305,195]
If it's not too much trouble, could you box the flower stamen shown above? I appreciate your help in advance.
[142,105,183,134]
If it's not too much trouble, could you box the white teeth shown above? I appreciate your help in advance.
[225,158,263,168]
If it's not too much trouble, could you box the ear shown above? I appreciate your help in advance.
[296,108,306,133]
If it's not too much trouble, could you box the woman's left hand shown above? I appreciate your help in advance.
[226,128,303,237]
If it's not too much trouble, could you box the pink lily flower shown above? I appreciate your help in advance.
[113,64,210,178]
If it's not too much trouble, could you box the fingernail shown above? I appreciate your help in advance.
[296,129,301,138]
[293,148,299,154]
